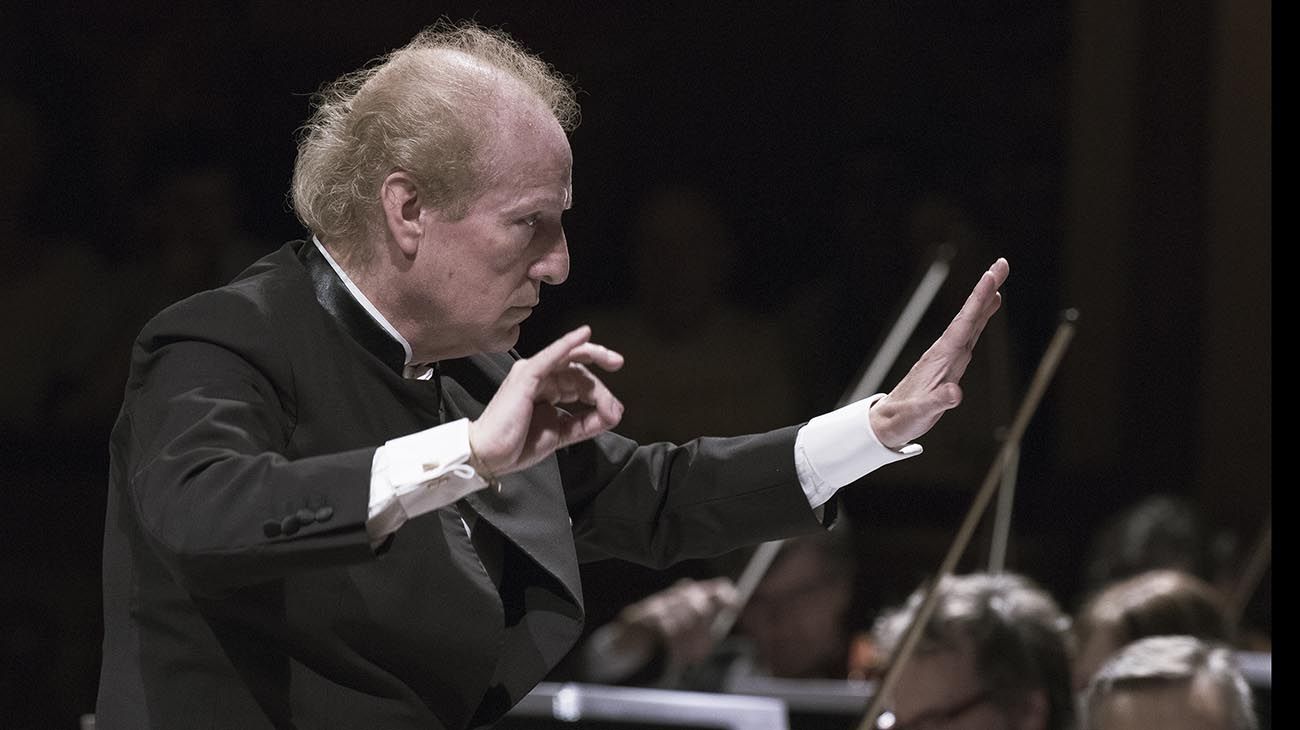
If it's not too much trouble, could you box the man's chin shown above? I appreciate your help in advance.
[482,324,522,354]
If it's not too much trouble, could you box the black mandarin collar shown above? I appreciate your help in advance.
[296,239,410,377]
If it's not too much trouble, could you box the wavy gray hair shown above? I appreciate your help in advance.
[1082,635,1257,730]
[291,21,578,267]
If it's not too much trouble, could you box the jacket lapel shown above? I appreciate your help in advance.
[298,237,584,611]
[438,363,584,612]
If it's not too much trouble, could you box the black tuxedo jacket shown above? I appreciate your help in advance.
[97,240,826,729]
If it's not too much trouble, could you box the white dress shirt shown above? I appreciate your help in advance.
[310,240,921,542]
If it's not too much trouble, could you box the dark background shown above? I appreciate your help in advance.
[1,1,1270,726]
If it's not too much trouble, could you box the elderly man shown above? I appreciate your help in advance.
[1081,636,1258,730]
[96,23,1009,730]
[871,573,1075,730]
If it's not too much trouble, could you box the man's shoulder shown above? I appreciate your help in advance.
[139,241,316,352]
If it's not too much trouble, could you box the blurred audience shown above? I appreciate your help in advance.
[562,183,813,684]
[0,93,108,443]
[65,139,274,437]
[575,184,804,443]
[1078,493,1268,651]
[1081,494,1230,597]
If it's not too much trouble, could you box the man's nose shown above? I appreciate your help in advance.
[531,231,570,285]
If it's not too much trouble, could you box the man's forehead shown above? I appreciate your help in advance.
[505,182,571,210]
[487,133,573,208]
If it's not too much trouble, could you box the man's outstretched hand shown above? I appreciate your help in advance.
[469,325,624,478]
[869,258,1010,449]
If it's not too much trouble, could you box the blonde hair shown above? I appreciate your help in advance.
[290,21,578,267]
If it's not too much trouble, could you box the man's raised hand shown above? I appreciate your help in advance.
[869,258,1010,449]
[469,325,624,478]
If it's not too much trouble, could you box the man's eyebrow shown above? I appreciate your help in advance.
[507,188,571,213]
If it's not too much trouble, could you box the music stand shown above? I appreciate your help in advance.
[724,676,874,730]
[501,682,790,730]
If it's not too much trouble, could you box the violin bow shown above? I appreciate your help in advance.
[852,307,1076,727]
[1225,515,1271,633]
[709,245,956,644]
[857,309,1077,730]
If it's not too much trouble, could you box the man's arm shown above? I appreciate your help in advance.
[448,260,1011,567]
[122,336,376,596]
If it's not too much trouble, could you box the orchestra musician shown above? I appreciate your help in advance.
[1081,636,1258,730]
[573,527,858,688]
[870,573,1076,730]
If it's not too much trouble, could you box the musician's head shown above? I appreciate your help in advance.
[1080,635,1256,730]
[1081,494,1221,594]
[737,527,856,678]
[1073,569,1231,690]
[871,572,1074,730]
[291,21,579,360]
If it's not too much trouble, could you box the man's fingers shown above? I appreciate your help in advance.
[966,290,1002,350]
[538,408,612,452]
[537,367,623,446]
[537,370,580,405]
[702,578,740,609]
[525,325,593,375]
[518,328,623,396]
[567,398,623,441]
[538,363,621,409]
[959,266,1001,317]
[565,342,625,373]
[944,259,1009,342]
[987,257,1010,287]
[559,363,622,424]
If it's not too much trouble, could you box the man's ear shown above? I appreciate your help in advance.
[380,171,423,257]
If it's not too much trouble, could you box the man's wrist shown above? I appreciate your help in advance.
[467,421,501,489]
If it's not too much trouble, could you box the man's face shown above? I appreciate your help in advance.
[885,646,1034,730]
[401,100,573,360]
[738,549,850,678]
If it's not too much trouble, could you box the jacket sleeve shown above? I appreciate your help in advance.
[117,294,377,596]
[559,426,832,568]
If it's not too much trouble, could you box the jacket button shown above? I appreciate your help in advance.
[296,508,317,525]
[280,515,302,536]
[263,520,282,538]
[315,506,334,522]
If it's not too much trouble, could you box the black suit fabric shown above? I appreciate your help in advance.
[97,240,825,729]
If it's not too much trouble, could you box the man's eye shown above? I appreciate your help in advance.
[521,214,540,228]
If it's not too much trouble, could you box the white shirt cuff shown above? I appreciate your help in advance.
[795,394,923,509]
[366,418,491,543]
